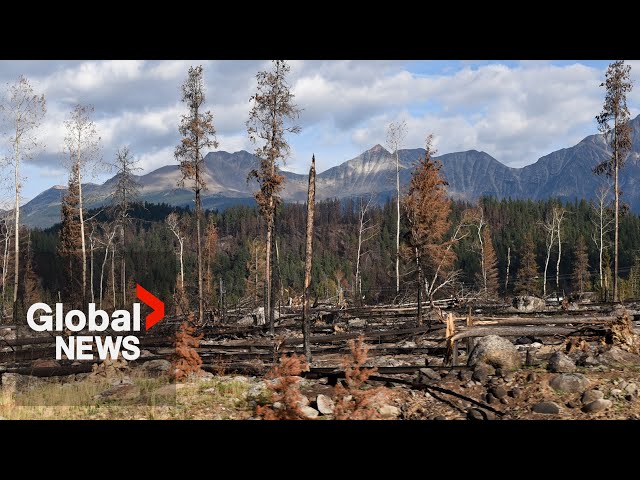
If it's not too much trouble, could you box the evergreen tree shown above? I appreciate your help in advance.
[572,235,591,294]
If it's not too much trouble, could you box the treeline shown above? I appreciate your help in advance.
[18,194,640,316]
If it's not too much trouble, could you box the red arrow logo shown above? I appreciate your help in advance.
[136,284,165,330]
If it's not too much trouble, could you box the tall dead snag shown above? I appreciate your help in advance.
[333,336,388,420]
[354,195,376,304]
[175,65,218,325]
[553,206,566,300]
[594,60,633,302]
[63,104,101,306]
[591,184,613,295]
[247,60,301,335]
[256,354,310,420]
[0,214,13,309]
[172,317,204,381]
[386,120,407,296]
[109,146,141,307]
[1,76,46,318]
[302,155,316,362]
[573,235,591,295]
[402,135,456,323]
[58,163,83,307]
[540,210,555,298]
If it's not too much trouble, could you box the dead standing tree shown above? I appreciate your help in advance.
[109,146,141,307]
[553,205,566,300]
[593,60,633,302]
[354,195,377,305]
[63,104,101,306]
[1,76,46,319]
[402,135,460,325]
[175,65,218,324]
[302,155,316,362]
[246,60,301,334]
[590,184,614,294]
[386,120,407,296]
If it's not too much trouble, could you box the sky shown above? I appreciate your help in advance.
[0,59,639,205]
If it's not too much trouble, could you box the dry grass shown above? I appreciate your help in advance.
[0,373,255,420]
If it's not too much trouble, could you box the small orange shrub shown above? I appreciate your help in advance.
[172,318,204,381]
[256,354,310,420]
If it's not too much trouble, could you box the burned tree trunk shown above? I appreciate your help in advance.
[303,155,316,362]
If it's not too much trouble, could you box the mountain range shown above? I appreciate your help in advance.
[21,114,640,228]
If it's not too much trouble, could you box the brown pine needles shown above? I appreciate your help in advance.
[256,354,310,420]
[172,318,204,381]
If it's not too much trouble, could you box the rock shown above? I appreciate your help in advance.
[378,404,401,419]
[253,307,266,326]
[625,394,637,402]
[581,390,604,404]
[490,385,508,399]
[624,383,638,396]
[316,394,334,415]
[510,387,522,398]
[472,363,491,383]
[96,383,141,401]
[581,399,612,413]
[458,370,473,382]
[619,380,628,390]
[503,372,515,383]
[419,368,441,381]
[467,408,495,420]
[468,335,522,371]
[142,359,171,375]
[398,340,416,349]
[500,398,509,405]
[300,405,319,419]
[32,359,61,368]
[547,351,576,373]
[597,346,640,368]
[526,372,538,383]
[610,388,623,398]
[577,353,600,367]
[298,395,310,407]
[139,349,153,358]
[549,373,590,393]
[532,401,561,414]
[516,336,534,345]
[513,295,546,313]
[237,316,254,326]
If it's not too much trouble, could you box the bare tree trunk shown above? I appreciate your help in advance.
[78,168,87,305]
[614,152,619,302]
[12,141,20,316]
[505,246,511,296]
[195,161,204,323]
[416,247,422,326]
[100,244,108,309]
[266,202,273,335]
[254,245,259,308]
[121,224,125,307]
[477,217,487,295]
[89,232,95,304]
[556,216,562,300]
[2,226,11,305]
[543,228,554,298]
[179,237,184,291]
[303,155,316,361]
[599,209,604,289]
[111,245,116,308]
[395,149,400,296]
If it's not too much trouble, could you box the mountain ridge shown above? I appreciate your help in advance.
[21,114,640,228]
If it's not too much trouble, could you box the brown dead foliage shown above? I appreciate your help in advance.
[256,354,310,420]
[333,335,388,420]
[172,318,204,381]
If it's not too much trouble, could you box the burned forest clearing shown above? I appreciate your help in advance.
[1,60,640,420]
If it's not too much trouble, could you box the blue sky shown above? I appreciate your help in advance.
[0,59,638,206]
